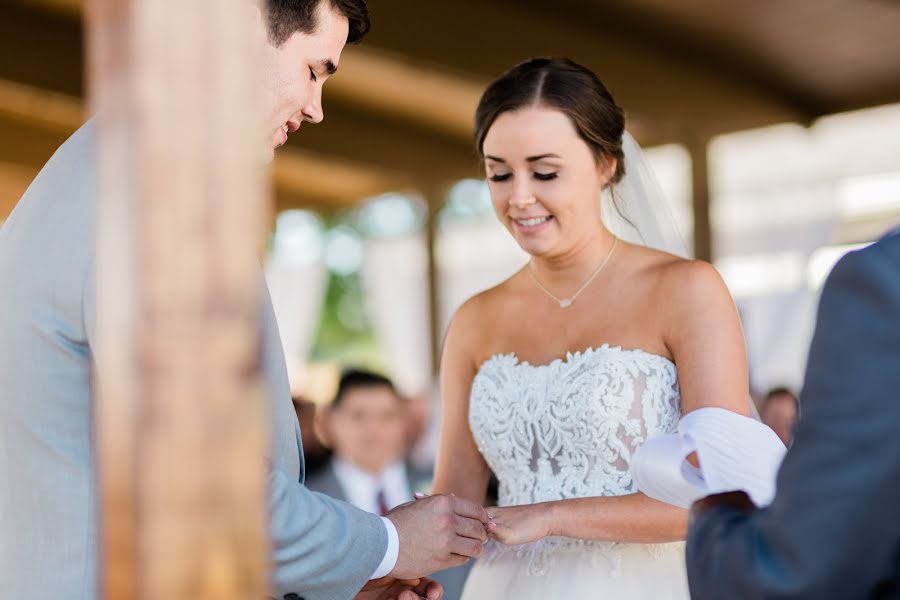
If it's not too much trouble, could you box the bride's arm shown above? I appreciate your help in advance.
[431,300,492,504]
[489,260,751,545]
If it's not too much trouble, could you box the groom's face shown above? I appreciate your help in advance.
[259,2,350,163]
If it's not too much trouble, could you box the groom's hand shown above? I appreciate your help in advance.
[356,577,442,600]
[386,494,489,579]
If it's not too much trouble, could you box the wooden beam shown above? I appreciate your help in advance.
[0,2,83,97]
[13,0,80,18]
[327,46,486,143]
[422,184,447,377]
[273,148,412,208]
[0,78,412,210]
[687,137,713,261]
[292,102,478,183]
[506,0,826,122]
[88,0,268,597]
[354,0,806,144]
[0,78,84,134]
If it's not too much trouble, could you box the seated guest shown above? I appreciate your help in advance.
[760,386,799,446]
[308,369,472,599]
[687,231,900,599]
[306,369,430,513]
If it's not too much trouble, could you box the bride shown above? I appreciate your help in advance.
[431,57,751,599]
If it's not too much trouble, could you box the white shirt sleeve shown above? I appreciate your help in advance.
[370,516,400,579]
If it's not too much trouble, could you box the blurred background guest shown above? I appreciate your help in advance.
[306,369,430,511]
[760,386,800,446]
[306,368,471,598]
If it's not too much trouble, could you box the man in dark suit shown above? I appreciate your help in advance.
[687,230,900,599]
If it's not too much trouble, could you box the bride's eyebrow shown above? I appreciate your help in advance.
[485,153,562,163]
[526,153,561,162]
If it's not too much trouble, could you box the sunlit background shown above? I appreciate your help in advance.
[2,0,899,416]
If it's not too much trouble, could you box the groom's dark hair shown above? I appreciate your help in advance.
[264,0,370,47]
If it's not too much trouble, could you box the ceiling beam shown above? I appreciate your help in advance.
[0,78,418,210]
[9,0,799,146]
[0,78,85,134]
[505,0,827,121]
[8,0,487,143]
[352,0,808,144]
[12,0,79,17]
[272,149,412,208]
[326,46,486,144]
[0,2,83,98]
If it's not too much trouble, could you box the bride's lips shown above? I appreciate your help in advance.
[512,215,554,234]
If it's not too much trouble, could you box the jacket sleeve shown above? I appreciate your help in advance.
[686,237,900,600]
[268,464,388,600]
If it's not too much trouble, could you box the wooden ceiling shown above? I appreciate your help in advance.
[2,0,900,218]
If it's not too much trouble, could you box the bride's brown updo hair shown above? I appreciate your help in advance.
[474,57,626,186]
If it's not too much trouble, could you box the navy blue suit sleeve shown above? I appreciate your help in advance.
[686,236,900,600]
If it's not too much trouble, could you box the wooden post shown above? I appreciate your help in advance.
[688,136,713,262]
[424,183,446,377]
[87,1,269,598]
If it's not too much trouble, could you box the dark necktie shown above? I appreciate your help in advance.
[376,488,390,516]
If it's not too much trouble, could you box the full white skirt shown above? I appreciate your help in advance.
[461,540,689,600]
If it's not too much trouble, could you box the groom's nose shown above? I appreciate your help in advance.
[302,87,324,124]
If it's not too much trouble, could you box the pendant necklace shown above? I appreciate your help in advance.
[527,236,618,309]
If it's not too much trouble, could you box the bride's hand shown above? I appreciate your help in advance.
[486,504,551,546]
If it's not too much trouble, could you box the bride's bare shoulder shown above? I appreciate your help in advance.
[619,242,731,312]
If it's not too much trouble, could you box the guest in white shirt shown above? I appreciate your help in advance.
[307,370,428,514]
[307,369,474,599]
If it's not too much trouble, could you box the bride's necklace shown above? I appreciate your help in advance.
[527,236,618,309]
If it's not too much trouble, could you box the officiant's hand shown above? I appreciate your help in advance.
[356,576,442,600]
[486,503,551,546]
[386,494,489,579]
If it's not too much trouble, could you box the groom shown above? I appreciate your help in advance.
[0,2,488,599]
[686,229,900,599]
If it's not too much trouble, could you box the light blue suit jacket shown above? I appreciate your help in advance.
[0,122,387,600]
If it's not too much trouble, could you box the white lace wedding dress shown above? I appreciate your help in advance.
[461,344,689,599]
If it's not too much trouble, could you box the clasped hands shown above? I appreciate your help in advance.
[360,494,554,599]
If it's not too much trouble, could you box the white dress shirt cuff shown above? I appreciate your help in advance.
[371,516,400,579]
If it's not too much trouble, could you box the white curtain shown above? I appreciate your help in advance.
[360,233,432,397]
[264,254,328,393]
[437,218,528,337]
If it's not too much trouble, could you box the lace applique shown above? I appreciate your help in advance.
[469,345,682,576]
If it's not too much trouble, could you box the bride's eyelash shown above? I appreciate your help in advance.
[489,172,558,182]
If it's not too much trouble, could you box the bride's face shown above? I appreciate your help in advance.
[482,106,612,258]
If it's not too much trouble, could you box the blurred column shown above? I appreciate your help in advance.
[424,182,447,377]
[687,136,713,261]
[88,1,268,598]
